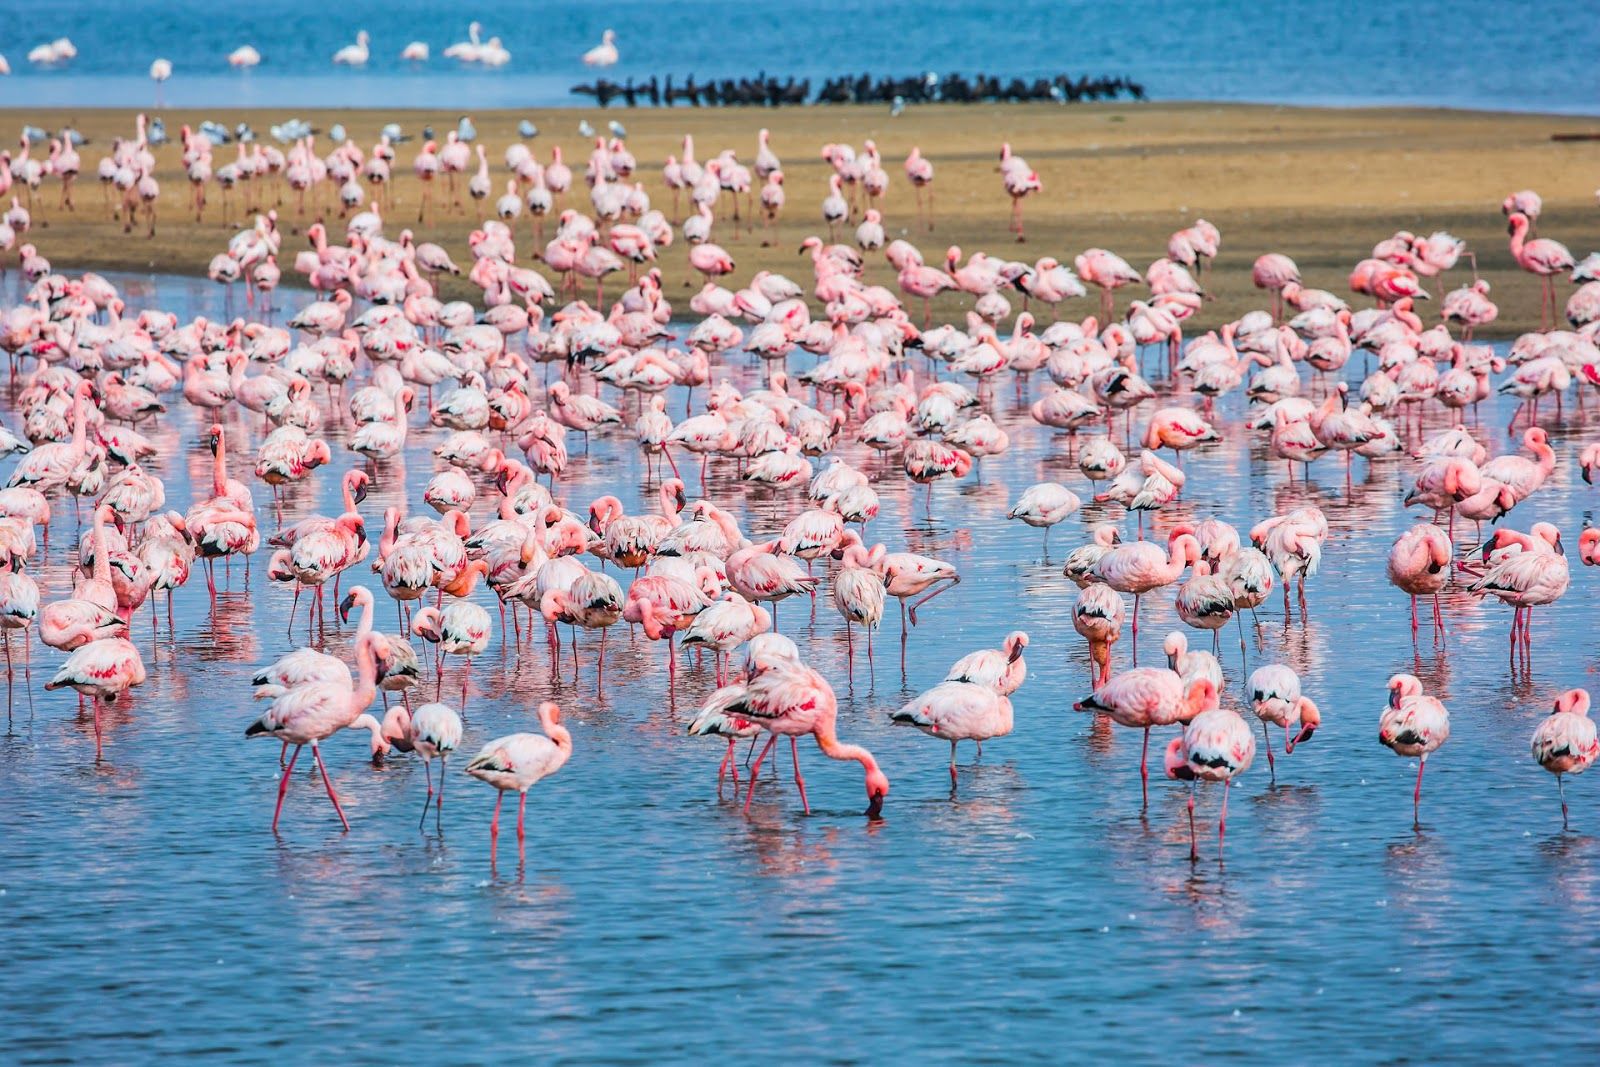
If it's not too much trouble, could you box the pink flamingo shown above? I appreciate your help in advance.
[1378,673,1450,827]
[1164,701,1256,859]
[1074,248,1142,323]
[1092,530,1200,661]
[1506,211,1574,329]
[892,680,1014,786]
[1468,522,1569,668]
[904,146,934,230]
[1387,523,1452,636]
[465,701,572,864]
[245,631,382,831]
[1073,584,1124,686]
[1075,669,1218,806]
[727,658,889,817]
[943,631,1029,694]
[1246,663,1320,782]
[726,541,817,631]
[1531,688,1598,830]
[46,636,147,757]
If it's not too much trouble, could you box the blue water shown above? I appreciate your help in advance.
[2,0,1597,114]
[4,269,1600,1062]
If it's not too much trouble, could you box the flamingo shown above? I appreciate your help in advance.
[1074,669,1218,806]
[245,631,382,831]
[721,658,889,818]
[1531,688,1599,830]
[1163,702,1256,860]
[892,681,1015,786]
[1507,211,1574,329]
[465,701,572,864]
[47,637,147,757]
[1378,673,1450,827]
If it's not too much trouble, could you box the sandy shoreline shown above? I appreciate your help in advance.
[6,102,1599,336]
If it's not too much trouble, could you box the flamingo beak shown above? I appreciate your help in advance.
[338,592,357,622]
[865,791,885,819]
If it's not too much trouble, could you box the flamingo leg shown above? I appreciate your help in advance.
[1261,718,1276,782]
[1559,774,1569,831]
[419,759,435,829]
[311,741,351,831]
[790,737,810,814]
[1413,757,1427,827]
[517,792,528,860]
[949,740,959,787]
[1187,786,1198,861]
[272,744,303,831]
[743,734,779,814]
[490,791,502,864]
[1219,779,1231,857]
[1139,727,1150,808]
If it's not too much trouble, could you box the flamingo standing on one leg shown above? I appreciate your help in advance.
[1531,688,1599,830]
[1378,673,1450,828]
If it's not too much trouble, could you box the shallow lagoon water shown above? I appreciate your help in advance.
[2,0,1598,114]
[3,272,1600,1062]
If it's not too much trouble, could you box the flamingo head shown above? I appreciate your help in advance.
[1386,673,1422,707]
[1004,631,1029,662]
[1556,689,1592,717]
[1163,737,1194,780]
[1163,631,1186,669]
[1289,698,1321,750]
[864,766,890,818]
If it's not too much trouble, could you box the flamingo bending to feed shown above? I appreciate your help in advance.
[721,658,889,817]
[1246,663,1320,782]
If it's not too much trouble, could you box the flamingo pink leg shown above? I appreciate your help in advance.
[790,736,810,814]
[490,791,503,864]
[272,744,303,831]
[311,741,351,831]
[743,734,779,814]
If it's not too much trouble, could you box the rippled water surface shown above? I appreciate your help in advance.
[1,0,1597,114]
[4,272,1600,1063]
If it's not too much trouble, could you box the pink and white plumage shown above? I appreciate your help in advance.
[1387,523,1452,634]
[1532,688,1599,828]
[1164,702,1256,858]
[1378,673,1450,825]
[943,631,1028,695]
[892,680,1014,784]
[718,659,889,817]
[1075,668,1218,804]
[466,701,573,863]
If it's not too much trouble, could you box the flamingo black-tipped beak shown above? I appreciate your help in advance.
[338,592,356,622]
[865,792,885,819]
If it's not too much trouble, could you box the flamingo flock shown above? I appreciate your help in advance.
[3,110,1600,870]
